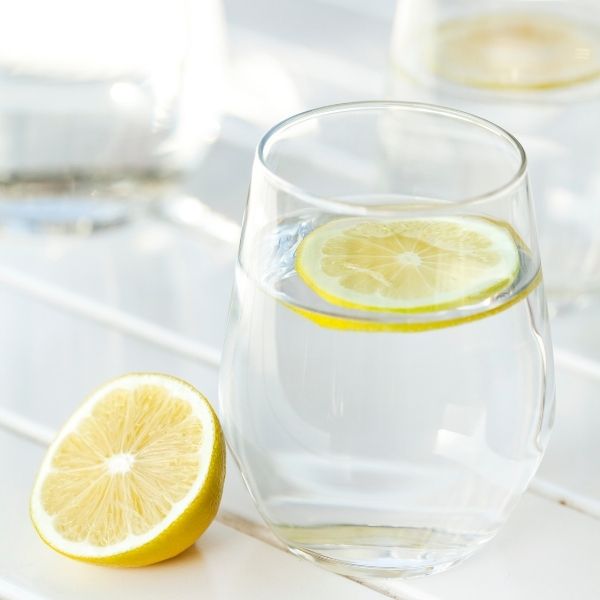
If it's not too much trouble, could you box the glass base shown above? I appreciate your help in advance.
[289,546,475,578]
[0,197,136,233]
[0,173,178,233]
[276,524,495,578]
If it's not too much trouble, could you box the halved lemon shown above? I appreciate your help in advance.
[296,216,520,314]
[30,373,225,567]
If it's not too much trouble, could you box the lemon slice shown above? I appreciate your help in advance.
[434,13,600,91]
[296,216,520,314]
[30,373,225,567]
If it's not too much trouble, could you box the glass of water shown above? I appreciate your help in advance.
[388,0,600,308]
[220,102,555,577]
[0,0,224,232]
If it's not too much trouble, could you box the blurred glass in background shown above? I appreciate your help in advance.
[388,0,600,309]
[0,0,225,232]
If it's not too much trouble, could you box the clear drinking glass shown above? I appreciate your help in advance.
[0,0,225,232]
[388,0,600,308]
[219,102,555,577]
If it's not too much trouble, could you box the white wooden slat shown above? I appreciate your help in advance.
[530,478,600,520]
[0,217,236,349]
[407,493,600,600]
[554,348,600,383]
[228,25,383,106]
[0,407,54,446]
[223,0,393,76]
[184,130,255,223]
[535,368,600,510]
[0,265,222,368]
[310,0,396,20]
[0,285,221,431]
[552,303,600,368]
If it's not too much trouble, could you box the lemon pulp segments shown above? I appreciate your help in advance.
[296,216,521,315]
[30,373,225,567]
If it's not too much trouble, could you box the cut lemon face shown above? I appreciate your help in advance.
[30,373,225,567]
[296,216,520,314]
[433,13,600,91]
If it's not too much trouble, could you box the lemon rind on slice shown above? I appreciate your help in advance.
[286,269,540,333]
[30,373,225,567]
[296,216,521,316]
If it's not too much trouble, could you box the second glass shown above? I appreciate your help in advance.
[388,0,600,307]
[220,102,555,577]
[0,0,225,231]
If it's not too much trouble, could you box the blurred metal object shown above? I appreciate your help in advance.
[0,0,226,232]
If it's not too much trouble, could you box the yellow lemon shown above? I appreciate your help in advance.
[30,373,225,567]
[296,216,520,316]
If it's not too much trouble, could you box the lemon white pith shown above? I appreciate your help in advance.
[30,373,225,567]
[296,216,520,314]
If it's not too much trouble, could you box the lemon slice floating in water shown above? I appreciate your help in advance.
[30,373,225,567]
[296,216,520,315]
[433,13,600,91]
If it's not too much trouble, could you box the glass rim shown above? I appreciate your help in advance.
[256,101,528,214]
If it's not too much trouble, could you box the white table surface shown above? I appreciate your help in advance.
[2,0,600,598]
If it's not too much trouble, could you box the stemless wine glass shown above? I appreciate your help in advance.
[388,0,600,308]
[0,0,225,232]
[219,102,555,577]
